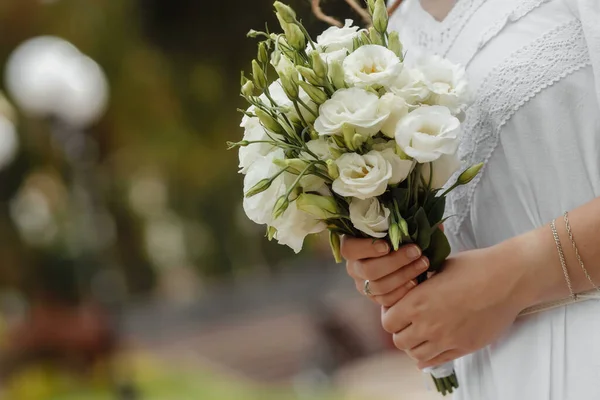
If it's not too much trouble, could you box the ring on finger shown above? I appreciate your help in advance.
[363,279,373,296]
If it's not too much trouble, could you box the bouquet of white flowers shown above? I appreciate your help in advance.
[229,0,482,394]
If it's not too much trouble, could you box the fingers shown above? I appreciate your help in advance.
[406,341,444,363]
[417,349,462,370]
[381,304,412,334]
[392,325,427,353]
[347,245,423,281]
[371,281,417,307]
[367,257,429,296]
[341,236,390,261]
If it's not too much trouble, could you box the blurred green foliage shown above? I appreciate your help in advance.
[0,0,360,298]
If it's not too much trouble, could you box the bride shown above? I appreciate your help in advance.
[342,0,600,398]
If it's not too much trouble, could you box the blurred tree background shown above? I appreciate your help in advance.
[0,0,361,300]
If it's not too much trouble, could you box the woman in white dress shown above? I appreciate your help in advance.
[342,0,600,398]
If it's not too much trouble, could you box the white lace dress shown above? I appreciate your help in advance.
[389,0,600,398]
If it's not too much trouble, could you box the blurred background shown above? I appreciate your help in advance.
[0,0,436,399]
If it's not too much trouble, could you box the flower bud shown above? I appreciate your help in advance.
[326,159,339,179]
[367,0,376,13]
[353,36,362,52]
[296,193,339,219]
[285,23,306,51]
[329,231,343,264]
[342,124,356,151]
[272,195,290,219]
[310,51,328,80]
[226,140,249,150]
[280,74,299,99]
[297,66,321,86]
[267,226,277,241]
[329,145,344,159]
[399,217,409,237]
[360,31,371,45]
[369,27,383,45]
[330,60,347,90]
[389,223,401,251]
[245,178,272,198]
[271,49,282,67]
[258,42,269,64]
[274,1,297,23]
[309,128,319,140]
[352,133,365,150]
[373,0,389,34]
[457,162,484,185]
[388,31,403,58]
[331,134,346,150]
[252,60,267,90]
[247,29,260,38]
[299,82,328,105]
[241,81,255,97]
[273,158,309,174]
[255,108,284,134]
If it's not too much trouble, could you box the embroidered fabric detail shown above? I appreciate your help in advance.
[445,19,592,235]
[408,0,488,56]
[463,0,552,68]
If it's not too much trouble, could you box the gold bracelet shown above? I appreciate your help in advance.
[550,218,576,300]
[563,211,600,293]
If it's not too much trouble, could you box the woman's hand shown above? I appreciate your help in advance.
[341,237,430,307]
[381,243,534,369]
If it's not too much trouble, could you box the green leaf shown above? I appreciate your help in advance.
[414,207,431,251]
[427,196,446,226]
[425,229,451,272]
[391,188,410,212]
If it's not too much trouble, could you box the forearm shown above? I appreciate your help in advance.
[501,197,600,308]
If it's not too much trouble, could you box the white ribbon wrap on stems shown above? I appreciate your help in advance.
[422,362,455,379]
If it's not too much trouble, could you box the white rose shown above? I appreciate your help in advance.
[242,149,288,225]
[314,87,391,137]
[349,197,391,238]
[332,150,392,199]
[315,19,360,53]
[379,93,409,138]
[416,55,471,115]
[390,68,430,105]
[260,80,318,123]
[395,106,461,163]
[343,45,403,89]
[371,141,415,185]
[421,153,461,189]
[238,114,277,174]
[272,201,326,253]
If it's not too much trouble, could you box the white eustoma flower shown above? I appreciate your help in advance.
[304,138,333,161]
[389,68,430,105]
[349,197,391,238]
[314,87,391,137]
[416,55,470,115]
[272,202,326,253]
[421,153,461,189]
[238,114,276,174]
[395,106,461,163]
[315,19,360,53]
[260,80,318,123]
[379,93,409,138]
[343,45,403,89]
[332,150,392,199]
[372,140,415,185]
[242,149,288,225]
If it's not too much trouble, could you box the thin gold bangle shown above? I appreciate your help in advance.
[550,219,576,300]
[563,211,600,293]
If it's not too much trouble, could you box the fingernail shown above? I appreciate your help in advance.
[407,246,421,260]
[375,241,389,254]
[418,257,429,271]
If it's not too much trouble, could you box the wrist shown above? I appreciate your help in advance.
[499,224,571,309]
